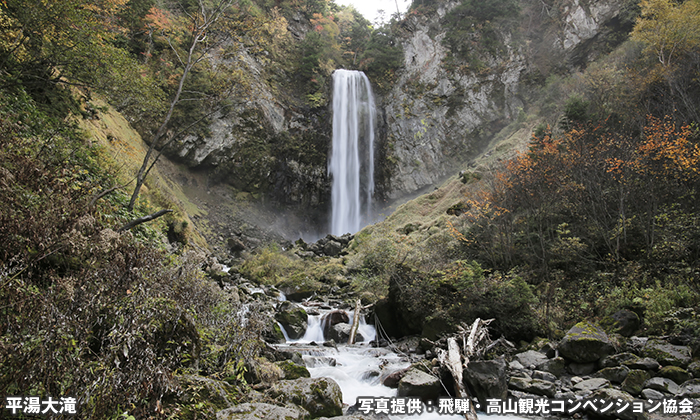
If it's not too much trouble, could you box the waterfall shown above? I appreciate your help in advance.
[329,69,376,236]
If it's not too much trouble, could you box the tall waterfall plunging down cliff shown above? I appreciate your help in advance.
[329,69,376,236]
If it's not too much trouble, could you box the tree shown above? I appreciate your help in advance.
[127,0,238,211]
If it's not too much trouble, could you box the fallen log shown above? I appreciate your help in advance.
[437,318,493,420]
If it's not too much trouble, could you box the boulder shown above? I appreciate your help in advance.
[507,377,556,397]
[558,321,614,363]
[321,310,350,337]
[624,357,660,371]
[275,360,310,380]
[600,352,640,368]
[532,370,557,383]
[594,365,630,384]
[323,240,343,257]
[568,362,597,376]
[642,339,692,368]
[657,365,691,384]
[464,359,508,409]
[266,377,343,418]
[326,322,364,343]
[641,388,665,400]
[397,367,441,400]
[381,368,408,388]
[275,301,308,340]
[621,369,651,396]
[513,350,548,369]
[679,379,700,398]
[643,377,680,395]
[687,361,700,378]
[217,403,305,420]
[601,309,640,337]
[537,357,566,377]
[587,388,649,420]
[573,378,610,393]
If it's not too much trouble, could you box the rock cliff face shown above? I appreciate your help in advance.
[162,0,636,222]
[378,0,634,198]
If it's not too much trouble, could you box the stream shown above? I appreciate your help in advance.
[276,301,526,420]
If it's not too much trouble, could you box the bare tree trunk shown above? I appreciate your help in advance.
[348,299,362,344]
[127,0,233,212]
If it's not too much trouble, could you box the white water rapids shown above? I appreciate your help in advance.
[276,304,525,420]
[329,69,376,236]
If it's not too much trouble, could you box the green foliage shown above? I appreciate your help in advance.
[359,28,404,91]
[0,89,263,419]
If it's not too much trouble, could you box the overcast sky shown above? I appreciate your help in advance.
[335,0,411,25]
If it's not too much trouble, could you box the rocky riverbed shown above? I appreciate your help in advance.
[202,238,700,420]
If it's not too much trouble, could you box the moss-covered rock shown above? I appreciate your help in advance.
[275,301,308,340]
[266,377,343,418]
[397,367,441,400]
[558,321,614,363]
[657,365,691,385]
[217,402,306,420]
[642,339,692,368]
[275,360,311,380]
[621,369,651,396]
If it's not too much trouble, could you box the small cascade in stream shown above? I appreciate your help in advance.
[329,69,376,236]
[276,303,526,420]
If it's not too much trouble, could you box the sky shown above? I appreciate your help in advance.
[335,0,411,25]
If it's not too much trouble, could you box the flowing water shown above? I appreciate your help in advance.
[277,304,525,420]
[329,69,376,236]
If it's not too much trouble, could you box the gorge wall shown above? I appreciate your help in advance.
[162,0,638,231]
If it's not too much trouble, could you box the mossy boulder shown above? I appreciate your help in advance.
[657,365,691,384]
[621,369,651,396]
[642,339,692,368]
[275,301,308,340]
[175,374,239,420]
[594,365,630,384]
[266,377,343,418]
[275,360,311,380]
[558,321,614,363]
[601,309,640,337]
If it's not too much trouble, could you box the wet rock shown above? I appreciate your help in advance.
[642,339,692,368]
[217,402,306,420]
[326,322,364,343]
[397,367,441,400]
[657,365,691,384]
[275,301,308,340]
[594,365,630,384]
[558,321,614,363]
[305,356,337,368]
[275,360,310,380]
[266,377,343,418]
[643,377,680,395]
[464,359,508,409]
[381,368,408,388]
[621,369,651,395]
